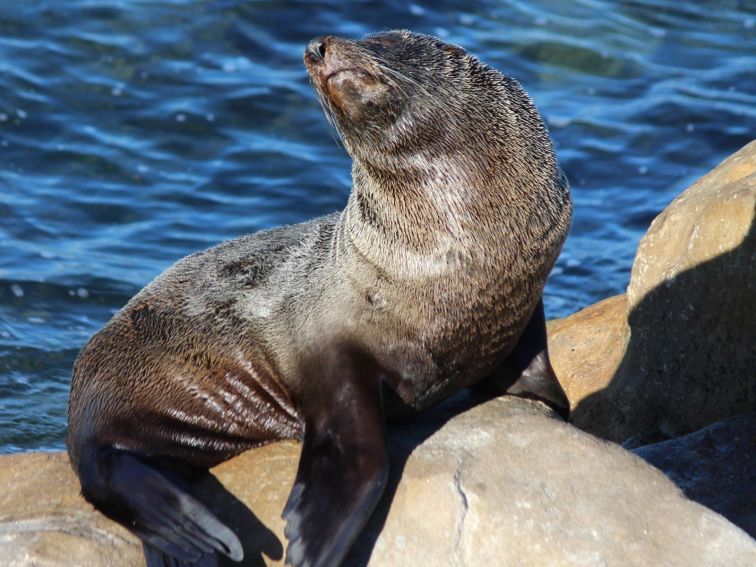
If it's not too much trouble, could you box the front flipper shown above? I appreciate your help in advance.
[477,299,570,420]
[283,345,389,567]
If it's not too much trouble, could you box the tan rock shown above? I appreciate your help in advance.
[2,396,755,566]
[628,141,756,308]
[569,140,756,444]
[547,294,628,409]
[0,452,142,566]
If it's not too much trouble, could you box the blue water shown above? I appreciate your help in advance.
[1,1,754,453]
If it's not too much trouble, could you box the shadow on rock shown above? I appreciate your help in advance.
[194,472,284,566]
[572,213,755,446]
[633,412,756,538]
[564,143,756,538]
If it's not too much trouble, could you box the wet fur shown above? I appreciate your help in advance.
[68,30,572,567]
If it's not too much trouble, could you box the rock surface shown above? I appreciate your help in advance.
[547,294,628,412]
[633,412,756,538]
[0,452,143,566]
[1,395,755,566]
[550,140,756,444]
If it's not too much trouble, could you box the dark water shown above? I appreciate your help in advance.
[1,1,754,452]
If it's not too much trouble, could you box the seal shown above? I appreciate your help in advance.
[67,30,572,567]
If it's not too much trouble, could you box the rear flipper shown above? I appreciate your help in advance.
[77,446,243,567]
[283,345,389,567]
[143,543,221,567]
[476,299,570,421]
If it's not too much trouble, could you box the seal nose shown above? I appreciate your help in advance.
[306,36,328,63]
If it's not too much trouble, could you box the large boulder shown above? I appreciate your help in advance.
[1,395,754,566]
[550,140,756,445]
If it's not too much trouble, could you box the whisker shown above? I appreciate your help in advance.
[370,53,438,98]
[310,78,344,149]
[369,54,457,125]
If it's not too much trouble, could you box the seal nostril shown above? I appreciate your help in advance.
[306,36,328,62]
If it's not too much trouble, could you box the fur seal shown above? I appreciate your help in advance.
[67,30,571,567]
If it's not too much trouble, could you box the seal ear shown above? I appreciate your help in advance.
[283,345,389,567]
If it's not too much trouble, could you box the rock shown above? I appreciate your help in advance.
[1,395,754,566]
[617,140,756,439]
[633,412,756,538]
[552,140,756,444]
[0,452,143,566]
[547,294,628,411]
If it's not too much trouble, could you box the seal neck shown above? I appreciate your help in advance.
[338,157,567,281]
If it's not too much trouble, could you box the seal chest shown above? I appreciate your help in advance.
[67,30,571,567]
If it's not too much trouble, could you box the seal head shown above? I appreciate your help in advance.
[303,31,563,192]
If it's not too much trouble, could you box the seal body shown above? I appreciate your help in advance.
[67,30,571,567]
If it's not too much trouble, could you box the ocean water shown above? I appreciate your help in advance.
[1,0,754,452]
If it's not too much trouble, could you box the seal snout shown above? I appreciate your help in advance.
[304,35,387,122]
[305,36,329,65]
[303,35,338,84]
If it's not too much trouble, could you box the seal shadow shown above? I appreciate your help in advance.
[571,214,755,532]
[192,473,284,567]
